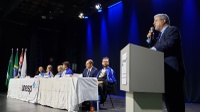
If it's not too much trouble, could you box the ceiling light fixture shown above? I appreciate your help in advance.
[79,13,84,19]
[95,3,102,12]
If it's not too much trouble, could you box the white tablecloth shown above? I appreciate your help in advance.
[7,77,98,111]
[7,78,40,103]
[37,77,98,111]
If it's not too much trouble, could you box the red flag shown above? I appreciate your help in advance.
[17,48,24,77]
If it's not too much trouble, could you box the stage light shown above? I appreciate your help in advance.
[95,3,102,10]
[79,13,84,19]
[95,3,102,12]
[108,1,122,9]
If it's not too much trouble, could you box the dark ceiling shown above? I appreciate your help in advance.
[0,0,120,30]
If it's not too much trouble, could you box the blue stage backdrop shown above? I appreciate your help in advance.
[181,0,200,102]
[86,20,93,59]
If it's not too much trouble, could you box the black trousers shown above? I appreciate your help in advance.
[164,64,185,112]
[98,83,107,104]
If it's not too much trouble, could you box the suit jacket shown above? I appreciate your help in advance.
[82,66,98,77]
[148,26,185,74]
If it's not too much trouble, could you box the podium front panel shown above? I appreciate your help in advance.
[120,44,164,93]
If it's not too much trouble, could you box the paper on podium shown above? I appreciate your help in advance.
[122,52,127,85]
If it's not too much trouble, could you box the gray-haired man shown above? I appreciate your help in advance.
[147,14,185,112]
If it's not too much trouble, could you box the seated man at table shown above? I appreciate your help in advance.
[62,61,73,77]
[54,65,64,78]
[96,57,117,104]
[35,66,45,78]
[44,64,54,78]
[82,59,98,77]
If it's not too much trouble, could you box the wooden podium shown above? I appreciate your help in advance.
[120,44,164,112]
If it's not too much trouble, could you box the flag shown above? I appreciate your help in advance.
[5,49,14,87]
[21,49,27,78]
[17,48,24,77]
[13,48,19,78]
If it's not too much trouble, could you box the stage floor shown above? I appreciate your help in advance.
[0,93,200,112]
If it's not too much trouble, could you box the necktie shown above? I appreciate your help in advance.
[158,32,162,42]
[87,70,91,77]
[155,32,162,44]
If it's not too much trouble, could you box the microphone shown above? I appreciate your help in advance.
[150,27,154,39]
[150,27,154,32]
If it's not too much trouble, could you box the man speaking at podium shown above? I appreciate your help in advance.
[146,14,185,112]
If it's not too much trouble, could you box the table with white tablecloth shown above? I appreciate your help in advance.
[7,77,98,111]
[37,77,98,111]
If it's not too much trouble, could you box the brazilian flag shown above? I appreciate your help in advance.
[5,49,14,88]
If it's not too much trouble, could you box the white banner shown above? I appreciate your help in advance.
[7,78,40,103]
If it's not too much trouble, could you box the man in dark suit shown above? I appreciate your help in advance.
[81,59,98,110]
[147,14,185,112]
[82,59,98,77]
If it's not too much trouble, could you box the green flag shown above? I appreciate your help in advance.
[13,49,19,77]
[5,49,14,88]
